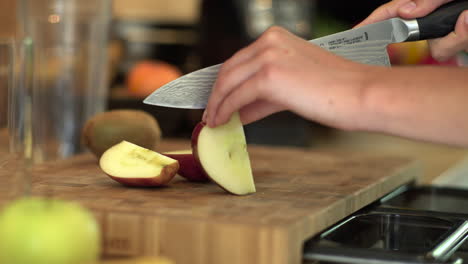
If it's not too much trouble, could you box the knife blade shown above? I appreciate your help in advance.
[144,0,468,109]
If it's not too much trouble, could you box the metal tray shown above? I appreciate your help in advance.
[303,209,468,264]
[380,185,468,216]
[379,185,468,258]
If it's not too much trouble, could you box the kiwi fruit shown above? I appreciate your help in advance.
[82,109,161,158]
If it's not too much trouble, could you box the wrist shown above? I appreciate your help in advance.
[348,65,386,132]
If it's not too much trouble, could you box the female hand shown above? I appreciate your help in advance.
[203,27,371,130]
[356,0,468,61]
[202,26,468,147]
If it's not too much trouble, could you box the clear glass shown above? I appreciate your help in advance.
[0,39,14,132]
[13,0,112,163]
[0,39,28,201]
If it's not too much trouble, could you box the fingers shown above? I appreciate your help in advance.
[398,0,453,19]
[355,0,466,62]
[428,10,468,61]
[238,101,285,125]
[206,46,287,126]
[206,51,267,125]
[219,26,290,75]
[211,73,264,127]
[355,0,414,27]
[205,26,293,127]
[356,0,453,27]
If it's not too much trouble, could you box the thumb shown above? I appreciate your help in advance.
[355,0,413,28]
[398,0,453,19]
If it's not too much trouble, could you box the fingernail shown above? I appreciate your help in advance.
[202,110,207,122]
[207,119,215,128]
[400,1,417,14]
[206,115,214,127]
[212,115,221,128]
[211,116,218,127]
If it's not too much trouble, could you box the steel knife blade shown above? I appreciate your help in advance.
[144,0,468,109]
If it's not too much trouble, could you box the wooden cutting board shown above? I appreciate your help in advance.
[0,139,420,264]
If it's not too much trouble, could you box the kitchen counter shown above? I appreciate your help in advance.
[0,131,421,264]
[312,130,468,184]
[2,129,468,264]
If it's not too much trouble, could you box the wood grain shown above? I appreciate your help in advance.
[0,139,420,264]
[113,0,200,23]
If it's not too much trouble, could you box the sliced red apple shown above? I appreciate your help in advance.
[191,112,256,195]
[163,150,210,182]
[99,140,179,187]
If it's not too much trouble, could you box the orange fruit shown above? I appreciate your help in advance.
[126,60,182,97]
[387,40,430,65]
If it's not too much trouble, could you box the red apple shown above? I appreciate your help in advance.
[163,150,210,182]
[99,141,179,187]
[191,112,256,195]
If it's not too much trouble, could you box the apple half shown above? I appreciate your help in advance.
[191,112,256,195]
[163,150,210,182]
[99,141,179,187]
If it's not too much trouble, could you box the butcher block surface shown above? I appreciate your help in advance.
[0,139,420,264]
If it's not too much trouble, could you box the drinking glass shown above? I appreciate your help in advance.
[0,39,26,201]
[13,0,112,163]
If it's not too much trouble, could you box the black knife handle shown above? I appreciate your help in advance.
[417,0,468,40]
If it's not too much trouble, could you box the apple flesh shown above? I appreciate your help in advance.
[191,112,256,195]
[163,150,209,182]
[0,197,100,264]
[100,140,179,187]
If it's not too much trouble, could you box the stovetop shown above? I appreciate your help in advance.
[303,185,468,264]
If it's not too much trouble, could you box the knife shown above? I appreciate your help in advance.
[144,0,468,109]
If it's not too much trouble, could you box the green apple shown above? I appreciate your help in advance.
[0,197,101,264]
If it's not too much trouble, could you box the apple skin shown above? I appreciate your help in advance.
[108,164,179,187]
[191,122,210,179]
[163,151,210,182]
[0,197,100,264]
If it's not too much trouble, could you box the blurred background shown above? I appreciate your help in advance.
[107,0,395,145]
[1,0,467,182]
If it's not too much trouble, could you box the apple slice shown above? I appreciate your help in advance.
[99,141,179,187]
[191,112,255,195]
[163,150,210,182]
